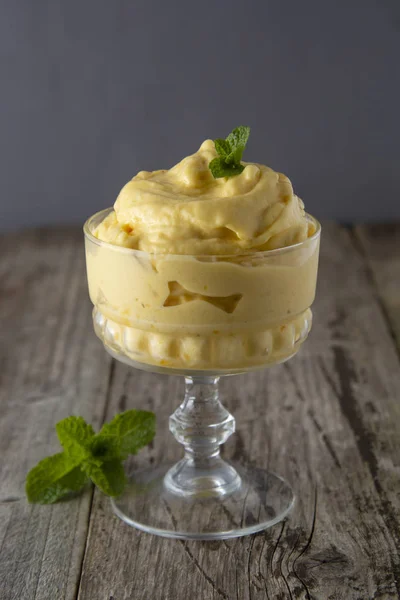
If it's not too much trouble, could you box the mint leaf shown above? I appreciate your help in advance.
[90,433,122,460]
[209,157,228,178]
[98,409,156,459]
[26,453,88,504]
[56,416,95,462]
[226,126,250,163]
[57,465,88,492]
[209,125,250,179]
[214,138,231,157]
[83,458,126,496]
[209,157,245,179]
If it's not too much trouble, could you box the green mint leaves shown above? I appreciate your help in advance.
[25,453,87,504]
[96,410,156,459]
[209,125,250,179]
[26,410,156,504]
[56,416,95,462]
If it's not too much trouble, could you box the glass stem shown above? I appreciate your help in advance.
[165,376,241,497]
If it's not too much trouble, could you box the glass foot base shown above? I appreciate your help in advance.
[111,462,295,540]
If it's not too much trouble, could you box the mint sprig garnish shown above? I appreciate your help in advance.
[26,410,156,504]
[209,125,250,179]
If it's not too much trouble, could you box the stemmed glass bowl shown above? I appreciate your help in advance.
[84,208,320,540]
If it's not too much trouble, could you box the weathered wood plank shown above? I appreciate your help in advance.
[77,222,400,599]
[355,223,400,351]
[0,228,113,600]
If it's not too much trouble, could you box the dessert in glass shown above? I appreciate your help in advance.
[84,135,320,540]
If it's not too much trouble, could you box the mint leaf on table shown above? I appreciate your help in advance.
[90,434,122,461]
[26,410,156,504]
[209,125,250,179]
[97,410,156,459]
[25,453,88,504]
[56,416,95,462]
[83,458,126,497]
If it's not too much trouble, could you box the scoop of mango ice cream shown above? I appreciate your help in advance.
[94,140,314,255]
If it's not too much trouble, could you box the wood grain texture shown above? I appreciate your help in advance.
[77,223,400,600]
[0,228,112,600]
[355,223,400,351]
[1,223,400,600]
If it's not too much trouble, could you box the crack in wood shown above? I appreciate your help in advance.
[219,500,240,529]
[307,407,342,470]
[180,541,230,600]
[292,487,318,600]
[284,527,302,595]
[304,550,350,572]
[31,506,54,600]
[0,497,20,503]
[277,525,294,600]
[162,498,178,531]
[246,509,261,598]
[270,520,285,571]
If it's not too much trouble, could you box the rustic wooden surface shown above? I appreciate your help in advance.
[1,223,399,600]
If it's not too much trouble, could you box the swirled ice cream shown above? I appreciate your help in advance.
[85,138,320,371]
[94,140,315,255]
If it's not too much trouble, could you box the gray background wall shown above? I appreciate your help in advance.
[1,0,399,231]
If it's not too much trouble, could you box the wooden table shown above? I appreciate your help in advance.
[1,223,399,600]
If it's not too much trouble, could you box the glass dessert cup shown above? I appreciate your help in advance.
[84,209,321,540]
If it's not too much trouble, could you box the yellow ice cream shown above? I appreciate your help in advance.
[94,139,315,254]
[85,139,320,372]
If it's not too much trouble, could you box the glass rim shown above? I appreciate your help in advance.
[83,207,321,259]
